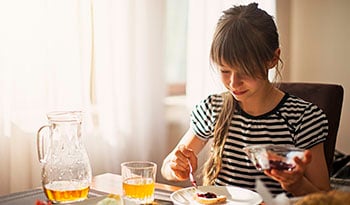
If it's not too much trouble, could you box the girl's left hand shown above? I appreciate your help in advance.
[264,150,312,193]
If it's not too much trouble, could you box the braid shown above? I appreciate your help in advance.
[202,92,235,185]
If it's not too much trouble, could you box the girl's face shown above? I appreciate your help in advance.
[219,63,269,103]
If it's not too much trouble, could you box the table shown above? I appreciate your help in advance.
[91,172,182,203]
[90,173,350,205]
[0,173,181,205]
[0,173,270,205]
[2,172,348,205]
[91,172,182,194]
[92,173,267,205]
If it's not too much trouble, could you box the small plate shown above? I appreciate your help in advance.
[170,186,262,205]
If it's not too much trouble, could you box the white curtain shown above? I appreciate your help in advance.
[0,0,275,195]
[0,0,166,195]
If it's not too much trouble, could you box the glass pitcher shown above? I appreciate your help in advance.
[37,111,92,204]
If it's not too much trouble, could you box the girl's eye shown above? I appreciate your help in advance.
[220,70,231,74]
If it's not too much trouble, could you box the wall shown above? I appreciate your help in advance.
[276,0,350,154]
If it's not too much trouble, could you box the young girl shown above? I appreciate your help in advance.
[161,3,330,196]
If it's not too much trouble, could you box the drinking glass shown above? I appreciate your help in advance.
[121,161,157,204]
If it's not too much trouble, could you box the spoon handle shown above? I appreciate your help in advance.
[187,158,198,189]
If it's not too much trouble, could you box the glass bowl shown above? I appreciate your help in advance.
[243,145,305,171]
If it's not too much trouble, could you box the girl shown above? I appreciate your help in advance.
[161,3,330,196]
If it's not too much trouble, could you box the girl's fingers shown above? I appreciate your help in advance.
[302,150,312,164]
[171,144,199,174]
[179,145,193,158]
[293,150,312,174]
[180,145,198,170]
[264,170,283,182]
[172,156,187,171]
[167,144,199,181]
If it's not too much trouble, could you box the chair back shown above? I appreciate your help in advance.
[278,82,344,176]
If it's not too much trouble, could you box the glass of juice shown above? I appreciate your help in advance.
[121,161,157,204]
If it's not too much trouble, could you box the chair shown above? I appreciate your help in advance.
[278,82,344,176]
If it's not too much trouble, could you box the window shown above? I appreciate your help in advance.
[165,0,188,96]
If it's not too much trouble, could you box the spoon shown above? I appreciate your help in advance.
[187,158,198,189]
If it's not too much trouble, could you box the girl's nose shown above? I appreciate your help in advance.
[229,73,241,88]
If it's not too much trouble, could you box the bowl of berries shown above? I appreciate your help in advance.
[243,144,305,171]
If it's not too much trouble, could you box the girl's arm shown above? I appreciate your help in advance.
[293,143,330,194]
[265,143,331,196]
[161,128,208,181]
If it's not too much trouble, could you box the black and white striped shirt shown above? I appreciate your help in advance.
[190,93,328,196]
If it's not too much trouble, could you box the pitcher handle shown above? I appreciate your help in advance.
[37,125,50,163]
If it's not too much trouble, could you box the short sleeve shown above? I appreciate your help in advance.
[294,104,328,149]
[190,94,222,140]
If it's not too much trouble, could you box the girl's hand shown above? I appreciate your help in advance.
[264,150,312,193]
[169,145,198,181]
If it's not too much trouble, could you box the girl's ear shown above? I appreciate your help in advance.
[267,48,281,69]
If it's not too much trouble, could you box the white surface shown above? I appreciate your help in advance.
[170,186,263,205]
[68,196,137,205]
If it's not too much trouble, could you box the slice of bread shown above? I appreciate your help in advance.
[194,193,227,204]
[294,190,350,205]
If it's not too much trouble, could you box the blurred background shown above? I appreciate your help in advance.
[0,0,349,195]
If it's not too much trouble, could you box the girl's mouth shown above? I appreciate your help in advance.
[232,90,247,96]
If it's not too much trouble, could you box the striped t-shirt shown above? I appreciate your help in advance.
[190,93,328,196]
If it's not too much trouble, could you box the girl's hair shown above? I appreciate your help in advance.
[202,3,282,185]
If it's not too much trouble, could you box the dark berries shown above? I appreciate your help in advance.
[197,192,217,198]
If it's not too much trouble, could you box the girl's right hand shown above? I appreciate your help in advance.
[169,145,198,181]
